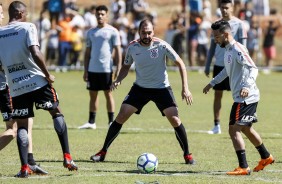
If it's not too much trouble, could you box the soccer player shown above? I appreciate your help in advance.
[0,2,47,175]
[90,19,195,164]
[204,0,247,134]
[203,20,274,175]
[0,1,77,177]
[78,5,122,129]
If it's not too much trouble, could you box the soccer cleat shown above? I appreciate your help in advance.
[253,154,275,172]
[184,153,195,165]
[78,122,96,129]
[226,166,251,175]
[28,164,48,175]
[63,153,78,171]
[15,164,31,178]
[208,125,221,134]
[90,150,107,162]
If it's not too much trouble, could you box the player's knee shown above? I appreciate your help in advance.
[53,114,67,135]
[17,127,28,147]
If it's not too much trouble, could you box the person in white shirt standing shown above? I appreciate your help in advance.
[203,20,274,175]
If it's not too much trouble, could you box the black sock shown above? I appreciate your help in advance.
[89,112,96,124]
[174,123,189,156]
[28,153,36,165]
[236,150,248,168]
[101,120,122,152]
[17,127,29,166]
[214,120,220,126]
[256,143,270,159]
[108,112,114,123]
[53,114,70,154]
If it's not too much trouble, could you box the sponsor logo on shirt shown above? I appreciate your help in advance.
[8,63,27,73]
[0,32,18,39]
[12,74,31,83]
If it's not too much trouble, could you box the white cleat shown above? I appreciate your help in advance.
[78,122,96,129]
[208,125,221,134]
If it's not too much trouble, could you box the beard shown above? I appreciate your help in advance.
[219,42,226,48]
[140,37,152,45]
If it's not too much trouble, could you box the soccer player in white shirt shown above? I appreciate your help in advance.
[203,20,274,175]
[0,1,77,177]
[90,19,195,165]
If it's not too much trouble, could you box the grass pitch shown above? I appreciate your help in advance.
[0,70,281,184]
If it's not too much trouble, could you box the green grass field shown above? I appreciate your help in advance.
[0,71,281,184]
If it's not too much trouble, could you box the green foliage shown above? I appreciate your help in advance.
[0,71,281,183]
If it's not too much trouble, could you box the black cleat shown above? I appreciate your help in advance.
[63,153,78,171]
[90,150,107,162]
[29,164,48,175]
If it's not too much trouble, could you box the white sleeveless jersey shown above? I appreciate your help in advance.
[86,24,121,73]
[124,38,179,88]
[0,22,48,97]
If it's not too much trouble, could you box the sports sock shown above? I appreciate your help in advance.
[214,120,220,126]
[28,153,36,165]
[17,127,29,166]
[101,120,122,152]
[174,123,189,156]
[236,150,248,168]
[89,112,96,124]
[256,143,270,159]
[53,114,70,154]
[108,112,114,124]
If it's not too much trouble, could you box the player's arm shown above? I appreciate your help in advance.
[29,45,54,84]
[110,64,131,91]
[174,57,193,105]
[113,45,122,80]
[205,39,216,77]
[236,50,258,98]
[83,47,91,82]
[203,67,228,94]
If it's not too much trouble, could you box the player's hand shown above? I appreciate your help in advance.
[46,74,55,84]
[110,81,121,91]
[83,72,88,82]
[182,89,193,105]
[204,68,210,78]
[203,84,212,94]
[240,88,249,98]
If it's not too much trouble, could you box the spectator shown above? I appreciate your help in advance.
[47,0,65,24]
[262,9,282,73]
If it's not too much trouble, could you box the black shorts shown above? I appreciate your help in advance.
[0,85,13,121]
[122,84,177,116]
[12,84,59,119]
[87,72,113,91]
[213,65,231,91]
[229,102,258,126]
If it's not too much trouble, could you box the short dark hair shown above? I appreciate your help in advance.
[96,5,108,12]
[211,20,231,33]
[138,19,153,32]
[8,1,26,17]
[220,0,234,4]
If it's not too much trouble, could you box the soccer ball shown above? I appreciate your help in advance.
[137,153,158,174]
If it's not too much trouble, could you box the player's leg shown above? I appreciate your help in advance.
[208,89,223,134]
[227,103,250,175]
[241,124,274,172]
[26,118,48,175]
[0,120,17,151]
[15,118,30,178]
[163,107,195,164]
[49,107,77,170]
[90,104,137,162]
[104,89,115,125]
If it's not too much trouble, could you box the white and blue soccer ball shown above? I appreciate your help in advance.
[137,153,158,174]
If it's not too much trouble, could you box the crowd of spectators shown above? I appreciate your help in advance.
[33,0,281,72]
